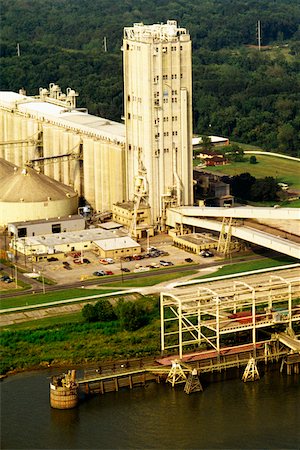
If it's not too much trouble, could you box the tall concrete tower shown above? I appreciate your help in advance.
[123,20,193,230]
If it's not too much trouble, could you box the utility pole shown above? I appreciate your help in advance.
[257,21,261,51]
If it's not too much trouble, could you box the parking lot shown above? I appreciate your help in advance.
[29,235,218,285]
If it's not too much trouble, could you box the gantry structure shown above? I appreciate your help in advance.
[160,273,300,359]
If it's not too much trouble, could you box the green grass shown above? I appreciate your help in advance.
[3,312,83,331]
[206,154,300,189]
[279,199,300,208]
[107,270,197,288]
[196,255,297,279]
[0,288,119,310]
[0,295,162,374]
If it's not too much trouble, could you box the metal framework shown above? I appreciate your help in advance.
[160,275,300,359]
[217,216,233,255]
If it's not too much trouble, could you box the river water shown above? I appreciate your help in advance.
[1,368,299,449]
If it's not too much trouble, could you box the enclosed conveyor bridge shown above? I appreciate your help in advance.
[167,207,300,259]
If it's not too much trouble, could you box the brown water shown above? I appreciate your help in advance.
[1,368,299,449]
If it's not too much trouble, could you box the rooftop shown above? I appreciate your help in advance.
[16,228,133,248]
[176,233,218,245]
[8,215,84,228]
[0,91,125,144]
[124,20,188,42]
[94,236,140,251]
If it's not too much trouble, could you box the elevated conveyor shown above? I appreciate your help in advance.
[166,207,300,258]
[277,333,300,352]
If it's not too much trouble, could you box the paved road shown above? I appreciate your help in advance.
[0,254,265,299]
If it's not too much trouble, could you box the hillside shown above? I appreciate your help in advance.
[1,0,299,156]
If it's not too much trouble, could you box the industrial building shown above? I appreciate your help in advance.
[7,215,85,238]
[123,20,193,231]
[11,228,141,260]
[0,20,193,234]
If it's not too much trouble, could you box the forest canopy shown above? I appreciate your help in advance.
[1,0,299,156]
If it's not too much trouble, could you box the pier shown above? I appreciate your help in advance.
[50,272,300,408]
[71,338,298,396]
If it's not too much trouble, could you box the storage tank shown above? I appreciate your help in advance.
[50,371,78,409]
[0,163,78,226]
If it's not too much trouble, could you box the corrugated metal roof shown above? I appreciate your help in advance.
[0,91,125,143]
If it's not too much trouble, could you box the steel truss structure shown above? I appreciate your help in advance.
[160,275,300,359]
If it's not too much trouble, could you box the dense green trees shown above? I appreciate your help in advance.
[230,172,280,202]
[82,299,116,322]
[82,298,150,331]
[1,0,300,155]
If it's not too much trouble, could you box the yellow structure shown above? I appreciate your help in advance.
[112,201,154,239]
[123,21,193,229]
[12,228,140,259]
[173,232,218,254]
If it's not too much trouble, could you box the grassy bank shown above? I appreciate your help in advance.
[0,295,162,375]
[0,288,120,310]
[196,255,297,279]
[107,269,197,288]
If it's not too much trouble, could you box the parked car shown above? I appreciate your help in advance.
[200,250,214,258]
[133,267,150,273]
[83,258,91,264]
[185,258,193,263]
[149,263,160,268]
[47,257,58,262]
[105,270,114,275]
[99,259,109,264]
[1,275,13,283]
[105,258,114,264]
[93,270,106,276]
[121,267,130,272]
[159,260,173,266]
[132,254,142,260]
[73,258,83,264]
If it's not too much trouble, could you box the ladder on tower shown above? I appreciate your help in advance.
[217,217,233,256]
[129,175,148,237]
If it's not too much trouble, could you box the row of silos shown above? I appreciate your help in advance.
[0,91,127,215]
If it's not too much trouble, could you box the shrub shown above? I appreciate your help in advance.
[94,299,116,322]
[82,303,98,322]
[116,300,149,331]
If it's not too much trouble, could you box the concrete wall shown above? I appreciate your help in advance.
[8,216,85,237]
[0,197,78,227]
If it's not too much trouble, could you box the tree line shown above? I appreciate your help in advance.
[1,0,299,155]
